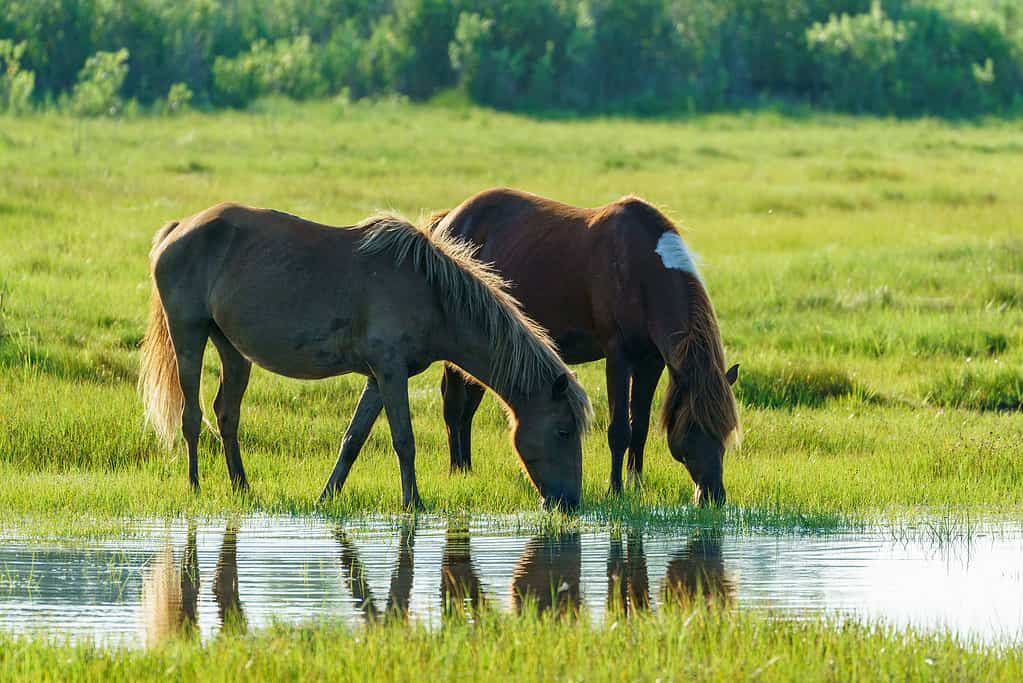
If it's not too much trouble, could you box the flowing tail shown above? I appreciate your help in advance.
[138,221,182,448]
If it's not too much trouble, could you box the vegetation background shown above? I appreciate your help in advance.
[2,0,1023,117]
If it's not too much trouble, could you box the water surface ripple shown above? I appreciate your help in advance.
[1,516,1020,647]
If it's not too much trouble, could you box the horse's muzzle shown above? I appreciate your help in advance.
[693,482,726,507]
[541,489,580,513]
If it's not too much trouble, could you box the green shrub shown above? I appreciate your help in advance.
[807,5,908,113]
[807,2,1023,115]
[166,82,193,113]
[0,39,35,114]
[212,36,328,107]
[69,48,129,117]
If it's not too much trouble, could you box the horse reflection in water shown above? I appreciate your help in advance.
[140,522,245,645]
[663,531,733,606]
[512,534,582,615]
[335,521,416,621]
[441,525,484,615]
[144,523,732,636]
[335,524,732,623]
[607,529,650,613]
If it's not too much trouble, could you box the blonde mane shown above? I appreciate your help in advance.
[357,213,593,432]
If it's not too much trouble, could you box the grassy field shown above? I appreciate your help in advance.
[2,99,1021,525]
[2,99,1023,675]
[3,605,1022,682]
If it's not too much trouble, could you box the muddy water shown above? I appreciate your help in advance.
[1,516,1020,647]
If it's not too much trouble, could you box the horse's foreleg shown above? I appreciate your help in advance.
[377,367,423,510]
[211,330,252,491]
[626,357,664,489]
[605,345,632,496]
[319,378,382,500]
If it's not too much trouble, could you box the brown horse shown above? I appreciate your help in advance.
[138,203,592,510]
[429,188,739,504]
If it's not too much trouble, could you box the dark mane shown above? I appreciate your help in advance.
[611,197,739,448]
[660,273,741,448]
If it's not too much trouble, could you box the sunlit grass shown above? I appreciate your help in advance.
[0,101,1021,534]
[2,605,1021,682]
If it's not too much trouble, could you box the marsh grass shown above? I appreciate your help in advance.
[0,102,1021,534]
[925,367,1023,411]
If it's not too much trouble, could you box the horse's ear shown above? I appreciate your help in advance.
[725,363,740,386]
[552,373,569,399]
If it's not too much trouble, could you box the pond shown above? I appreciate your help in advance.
[1,515,1020,647]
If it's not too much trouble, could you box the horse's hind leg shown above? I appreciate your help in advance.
[460,381,485,468]
[626,356,664,489]
[210,328,251,491]
[441,366,468,471]
[441,366,485,472]
[166,320,209,490]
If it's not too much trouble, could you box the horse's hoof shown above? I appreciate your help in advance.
[403,496,425,512]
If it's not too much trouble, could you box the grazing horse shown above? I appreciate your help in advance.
[138,203,592,510]
[429,188,739,504]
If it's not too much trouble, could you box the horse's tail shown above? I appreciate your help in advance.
[138,221,183,448]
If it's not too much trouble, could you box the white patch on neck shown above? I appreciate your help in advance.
[654,231,700,280]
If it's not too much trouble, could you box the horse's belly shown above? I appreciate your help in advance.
[215,316,364,380]
[555,329,604,364]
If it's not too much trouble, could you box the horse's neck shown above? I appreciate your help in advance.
[440,322,527,411]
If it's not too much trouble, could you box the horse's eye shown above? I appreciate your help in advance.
[557,428,571,439]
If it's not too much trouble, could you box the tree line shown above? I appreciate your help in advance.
[2,0,1021,117]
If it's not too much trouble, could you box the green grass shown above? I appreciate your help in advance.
[3,605,1021,682]
[2,100,1022,528]
[3,99,1023,676]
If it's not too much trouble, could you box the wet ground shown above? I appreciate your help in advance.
[1,516,1021,647]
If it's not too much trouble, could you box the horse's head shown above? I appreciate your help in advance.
[667,363,739,507]
[512,373,587,511]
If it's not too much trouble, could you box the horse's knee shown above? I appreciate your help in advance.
[181,404,203,442]
[391,434,415,461]
[608,421,631,454]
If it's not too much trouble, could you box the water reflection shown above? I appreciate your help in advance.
[140,525,199,646]
[2,516,1021,647]
[440,525,484,615]
[512,533,582,615]
[663,531,733,607]
[607,529,650,613]
[141,522,245,645]
[212,523,246,633]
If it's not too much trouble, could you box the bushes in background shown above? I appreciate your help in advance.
[1,0,1021,116]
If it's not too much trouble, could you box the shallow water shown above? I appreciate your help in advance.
[1,516,1021,647]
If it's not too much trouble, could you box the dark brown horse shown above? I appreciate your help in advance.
[138,203,592,510]
[429,188,739,504]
